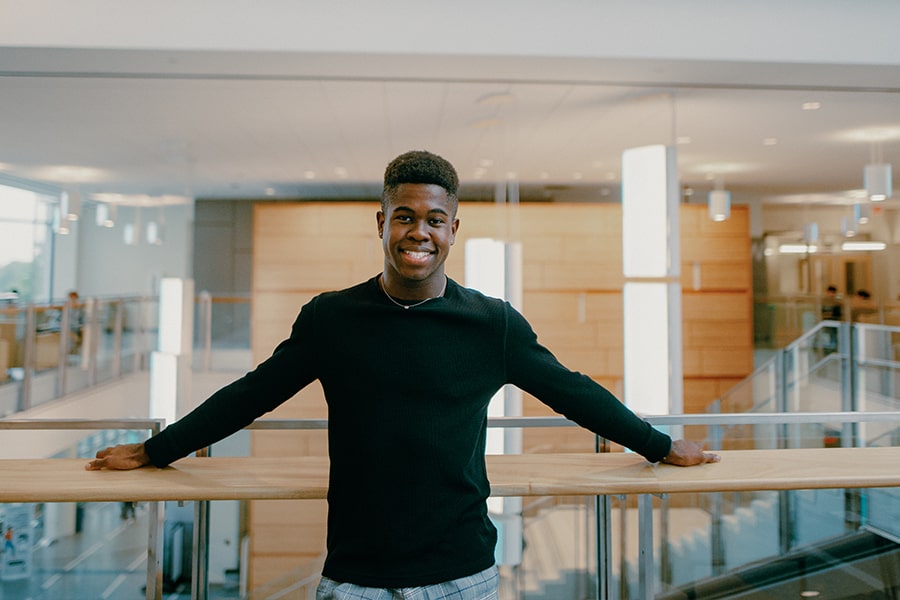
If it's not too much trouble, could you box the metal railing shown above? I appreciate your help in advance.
[0,418,165,600]
[0,296,158,416]
[2,412,899,600]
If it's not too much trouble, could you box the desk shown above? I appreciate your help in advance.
[2,447,898,503]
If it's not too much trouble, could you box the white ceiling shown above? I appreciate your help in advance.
[1,47,899,209]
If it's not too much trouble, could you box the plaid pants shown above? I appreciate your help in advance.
[316,565,498,600]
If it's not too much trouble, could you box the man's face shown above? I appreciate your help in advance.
[377,183,459,295]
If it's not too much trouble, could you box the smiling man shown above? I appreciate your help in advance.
[88,150,718,600]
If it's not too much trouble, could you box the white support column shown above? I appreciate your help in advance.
[150,278,194,426]
[622,145,684,428]
[465,238,523,567]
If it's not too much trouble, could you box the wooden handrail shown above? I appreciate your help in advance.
[2,447,898,504]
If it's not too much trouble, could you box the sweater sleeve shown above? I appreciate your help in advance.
[502,303,671,463]
[144,297,321,467]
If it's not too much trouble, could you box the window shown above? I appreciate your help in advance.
[0,181,58,303]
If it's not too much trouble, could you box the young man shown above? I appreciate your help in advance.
[88,150,719,600]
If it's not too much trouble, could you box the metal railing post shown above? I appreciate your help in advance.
[710,492,725,576]
[776,348,789,449]
[594,434,611,600]
[57,303,70,398]
[637,494,655,599]
[199,291,212,372]
[112,300,124,378]
[86,298,99,386]
[21,304,36,411]
[617,495,628,600]
[659,493,670,589]
[191,446,210,600]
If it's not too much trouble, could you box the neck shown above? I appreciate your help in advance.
[380,273,447,302]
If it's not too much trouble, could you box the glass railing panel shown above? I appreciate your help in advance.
[194,294,252,372]
[115,298,150,377]
[655,486,900,599]
[516,495,597,599]
[754,296,822,350]
[208,296,250,350]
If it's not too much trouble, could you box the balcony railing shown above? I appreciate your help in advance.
[2,412,899,600]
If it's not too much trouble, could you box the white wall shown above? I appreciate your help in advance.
[76,203,194,297]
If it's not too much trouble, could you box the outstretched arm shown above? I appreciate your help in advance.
[85,442,151,471]
[659,439,720,467]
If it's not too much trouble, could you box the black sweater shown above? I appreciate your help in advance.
[144,276,671,587]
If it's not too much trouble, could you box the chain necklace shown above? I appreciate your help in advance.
[379,275,447,310]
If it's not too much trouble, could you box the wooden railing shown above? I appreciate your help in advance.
[3,414,899,600]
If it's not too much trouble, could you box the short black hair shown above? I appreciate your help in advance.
[382,150,459,212]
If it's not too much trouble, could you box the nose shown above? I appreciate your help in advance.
[407,219,430,240]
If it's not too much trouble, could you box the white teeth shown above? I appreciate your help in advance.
[405,251,430,259]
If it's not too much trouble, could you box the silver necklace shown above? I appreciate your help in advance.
[379,275,447,309]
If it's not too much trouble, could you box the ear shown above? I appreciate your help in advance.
[376,211,385,238]
[450,217,460,245]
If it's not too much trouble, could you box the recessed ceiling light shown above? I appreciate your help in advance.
[264,187,275,196]
[470,117,503,129]
[763,138,779,146]
[479,159,494,168]
[304,171,316,180]
[801,101,822,111]
[476,91,515,106]
[539,172,550,180]
[29,165,109,183]
[606,172,617,181]
[573,172,583,180]
[676,136,692,145]
[334,167,348,178]
[506,171,517,180]
[800,591,821,597]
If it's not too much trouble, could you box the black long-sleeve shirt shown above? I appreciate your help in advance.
[144,275,672,587]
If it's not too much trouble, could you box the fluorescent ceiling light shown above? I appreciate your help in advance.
[841,241,886,251]
[779,243,817,254]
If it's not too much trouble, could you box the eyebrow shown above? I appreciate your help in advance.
[392,206,450,217]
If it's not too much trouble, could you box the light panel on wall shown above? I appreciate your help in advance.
[622,145,679,278]
[621,144,682,420]
[623,282,682,416]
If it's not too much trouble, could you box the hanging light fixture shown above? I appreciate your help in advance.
[864,142,892,201]
[853,203,871,225]
[708,179,730,222]
[841,216,857,237]
[864,163,892,201]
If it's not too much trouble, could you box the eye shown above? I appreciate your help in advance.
[429,217,445,225]
[395,215,413,223]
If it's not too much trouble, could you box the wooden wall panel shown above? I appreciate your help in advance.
[249,201,753,586]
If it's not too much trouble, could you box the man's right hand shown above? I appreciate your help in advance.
[85,443,151,471]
